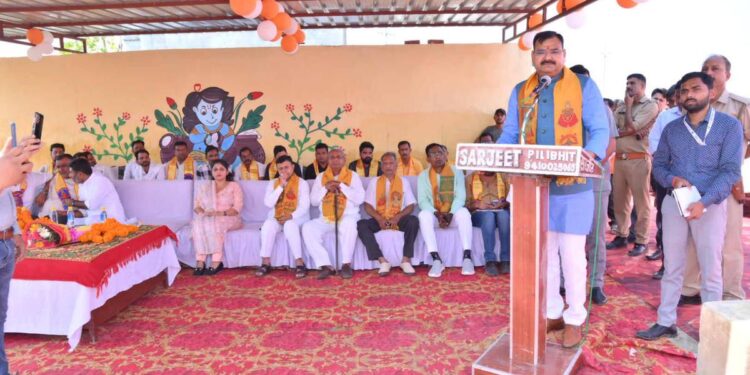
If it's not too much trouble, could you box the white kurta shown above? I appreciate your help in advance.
[79,172,128,224]
[363,176,416,210]
[124,163,164,180]
[302,171,365,267]
[260,178,311,259]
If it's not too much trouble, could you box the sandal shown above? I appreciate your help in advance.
[295,265,307,279]
[255,264,271,277]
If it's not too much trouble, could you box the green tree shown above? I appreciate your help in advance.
[62,36,122,54]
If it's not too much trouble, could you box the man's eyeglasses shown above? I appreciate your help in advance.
[532,49,563,57]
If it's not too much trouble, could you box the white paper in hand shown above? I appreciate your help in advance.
[673,186,703,217]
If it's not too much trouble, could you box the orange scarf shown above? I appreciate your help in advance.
[356,160,378,177]
[274,175,300,220]
[396,157,422,177]
[54,173,78,202]
[429,166,454,213]
[166,156,195,180]
[321,168,353,222]
[375,176,404,221]
[471,173,505,201]
[240,161,260,180]
[267,162,278,179]
[518,67,585,185]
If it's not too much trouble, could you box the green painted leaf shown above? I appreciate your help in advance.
[290,139,297,148]
[129,133,134,142]
[101,124,107,131]
[237,104,266,134]
[113,154,120,160]
[154,109,180,134]
[118,134,123,142]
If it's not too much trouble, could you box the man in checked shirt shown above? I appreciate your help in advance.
[636,72,743,341]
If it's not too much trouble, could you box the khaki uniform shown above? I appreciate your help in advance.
[683,90,750,300]
[613,96,659,244]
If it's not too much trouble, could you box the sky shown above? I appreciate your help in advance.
[2,0,748,100]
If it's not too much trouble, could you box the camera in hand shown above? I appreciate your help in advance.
[32,112,44,140]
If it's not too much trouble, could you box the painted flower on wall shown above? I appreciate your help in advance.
[77,107,148,163]
[272,103,358,163]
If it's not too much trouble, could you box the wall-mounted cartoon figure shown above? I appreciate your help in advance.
[183,87,235,155]
[155,84,267,167]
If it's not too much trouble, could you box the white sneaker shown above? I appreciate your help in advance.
[378,262,391,276]
[461,258,476,276]
[400,262,416,276]
[428,260,444,278]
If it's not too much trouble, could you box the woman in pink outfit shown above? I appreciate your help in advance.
[192,159,244,275]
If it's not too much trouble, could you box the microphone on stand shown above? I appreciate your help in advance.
[533,75,552,96]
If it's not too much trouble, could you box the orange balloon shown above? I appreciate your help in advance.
[260,0,280,19]
[527,12,543,29]
[617,0,638,8]
[557,0,585,13]
[293,29,306,44]
[518,35,531,51]
[272,12,292,32]
[26,28,44,45]
[281,35,299,53]
[230,0,258,16]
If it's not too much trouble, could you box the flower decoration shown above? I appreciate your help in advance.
[76,113,87,124]
[93,107,103,117]
[122,112,131,121]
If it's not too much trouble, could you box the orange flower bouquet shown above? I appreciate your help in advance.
[23,217,74,249]
[78,219,139,244]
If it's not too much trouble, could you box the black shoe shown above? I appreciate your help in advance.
[341,264,353,279]
[606,236,628,250]
[255,264,271,277]
[499,261,510,275]
[295,265,308,279]
[652,267,664,280]
[678,295,702,306]
[628,244,647,257]
[485,261,499,277]
[193,265,205,276]
[645,247,663,261]
[317,267,334,280]
[591,287,608,305]
[635,324,677,340]
[627,233,637,243]
[560,287,566,297]
[205,262,224,276]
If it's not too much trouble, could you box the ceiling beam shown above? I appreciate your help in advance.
[19,8,532,29]
[0,0,227,13]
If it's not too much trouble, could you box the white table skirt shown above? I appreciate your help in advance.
[5,239,180,351]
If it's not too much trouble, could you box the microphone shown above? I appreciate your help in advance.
[533,75,552,96]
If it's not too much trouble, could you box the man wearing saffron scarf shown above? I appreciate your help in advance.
[498,31,609,348]
[257,155,310,278]
[10,172,46,214]
[37,143,65,175]
[302,147,365,280]
[234,147,266,181]
[348,141,382,177]
[468,133,511,276]
[417,143,473,278]
[396,141,423,177]
[263,145,302,180]
[165,141,196,180]
[35,154,84,220]
[303,143,329,180]
[357,152,418,276]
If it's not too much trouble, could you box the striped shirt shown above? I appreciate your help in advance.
[653,108,743,206]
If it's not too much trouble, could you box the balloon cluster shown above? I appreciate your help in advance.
[230,0,306,54]
[26,28,55,61]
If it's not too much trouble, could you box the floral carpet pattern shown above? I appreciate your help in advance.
[7,262,696,374]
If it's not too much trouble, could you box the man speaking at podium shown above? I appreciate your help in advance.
[498,31,609,347]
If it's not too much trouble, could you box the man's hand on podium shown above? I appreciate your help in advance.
[671,176,692,189]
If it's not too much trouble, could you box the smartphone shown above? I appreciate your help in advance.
[10,122,17,147]
[31,112,44,140]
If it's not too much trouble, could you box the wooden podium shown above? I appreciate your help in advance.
[454,143,602,375]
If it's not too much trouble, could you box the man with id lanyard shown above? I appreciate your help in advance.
[636,72,743,340]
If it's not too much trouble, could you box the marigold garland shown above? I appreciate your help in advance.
[78,219,139,244]
[16,207,33,232]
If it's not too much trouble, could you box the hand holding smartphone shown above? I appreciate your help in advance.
[10,122,17,147]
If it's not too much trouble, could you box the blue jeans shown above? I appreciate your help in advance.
[471,210,511,262]
[0,240,16,375]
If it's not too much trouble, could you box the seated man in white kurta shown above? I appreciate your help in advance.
[417,143,474,278]
[68,158,128,224]
[256,155,310,279]
[124,150,164,180]
[234,147,266,180]
[302,147,365,280]
[35,154,85,220]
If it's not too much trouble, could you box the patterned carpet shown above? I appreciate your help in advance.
[7,262,697,374]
